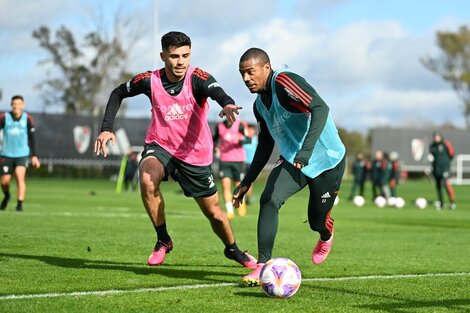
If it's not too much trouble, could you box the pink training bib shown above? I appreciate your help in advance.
[218,119,246,162]
[147,66,213,165]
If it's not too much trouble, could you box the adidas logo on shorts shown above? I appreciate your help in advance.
[321,192,331,199]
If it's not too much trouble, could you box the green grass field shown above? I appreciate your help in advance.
[0,177,469,312]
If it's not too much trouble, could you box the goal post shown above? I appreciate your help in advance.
[454,154,470,185]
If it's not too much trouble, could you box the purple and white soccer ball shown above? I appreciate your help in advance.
[260,257,302,298]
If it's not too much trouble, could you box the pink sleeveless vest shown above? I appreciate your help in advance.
[147,66,213,165]
[218,119,246,162]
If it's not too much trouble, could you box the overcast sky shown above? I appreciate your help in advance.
[1,0,469,131]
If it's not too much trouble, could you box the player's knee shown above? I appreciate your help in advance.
[206,207,225,222]
[260,193,284,212]
[139,176,156,195]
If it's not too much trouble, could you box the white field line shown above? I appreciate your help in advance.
[1,272,469,301]
[9,211,200,219]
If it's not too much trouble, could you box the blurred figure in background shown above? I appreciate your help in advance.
[371,150,384,200]
[348,152,368,201]
[380,152,392,199]
[213,118,251,218]
[123,149,139,192]
[429,132,456,210]
[0,95,40,212]
[242,123,258,206]
[389,151,401,198]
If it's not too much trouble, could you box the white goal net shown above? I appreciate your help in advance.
[454,154,470,185]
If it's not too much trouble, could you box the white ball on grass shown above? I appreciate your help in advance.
[374,196,387,208]
[387,197,397,207]
[353,195,365,207]
[415,197,427,209]
[395,197,405,209]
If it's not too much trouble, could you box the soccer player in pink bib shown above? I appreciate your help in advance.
[94,31,256,268]
[213,118,250,218]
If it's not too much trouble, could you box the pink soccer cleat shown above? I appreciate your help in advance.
[312,235,334,265]
[147,240,173,266]
[242,263,264,287]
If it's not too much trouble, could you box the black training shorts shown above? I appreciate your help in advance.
[141,143,217,198]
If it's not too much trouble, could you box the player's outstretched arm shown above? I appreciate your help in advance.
[94,131,115,157]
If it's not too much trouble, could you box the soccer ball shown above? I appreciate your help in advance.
[395,197,405,209]
[387,197,397,207]
[415,197,427,209]
[374,196,387,208]
[353,195,365,207]
[260,258,302,299]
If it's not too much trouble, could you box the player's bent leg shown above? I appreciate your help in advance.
[139,157,172,265]
[196,194,257,268]
[310,201,335,265]
[241,161,306,286]
[257,160,305,263]
[308,158,345,265]
[196,193,234,244]
[139,157,166,226]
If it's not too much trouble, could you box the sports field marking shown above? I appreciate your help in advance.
[4,211,201,219]
[1,272,469,301]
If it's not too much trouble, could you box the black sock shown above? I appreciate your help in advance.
[155,223,171,243]
[17,200,23,207]
[320,231,332,241]
[4,192,10,200]
[225,242,240,252]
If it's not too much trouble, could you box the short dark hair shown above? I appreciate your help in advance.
[11,95,24,102]
[240,47,270,65]
[161,31,191,51]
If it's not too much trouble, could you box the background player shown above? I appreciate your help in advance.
[371,150,384,200]
[348,152,368,201]
[0,95,40,212]
[389,151,401,198]
[242,123,258,206]
[429,131,456,210]
[213,118,251,218]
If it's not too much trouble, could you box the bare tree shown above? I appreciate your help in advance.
[421,25,470,128]
[32,6,142,116]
